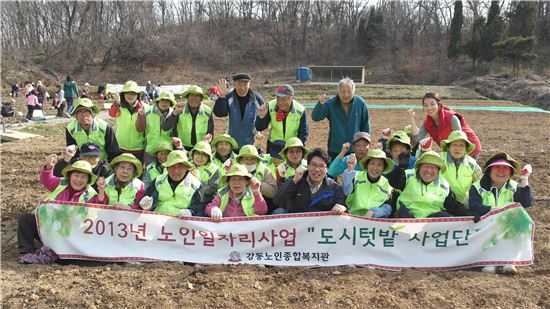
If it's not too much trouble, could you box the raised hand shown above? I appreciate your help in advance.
[381,128,392,138]
[211,207,223,221]
[293,166,305,184]
[64,145,77,162]
[419,137,433,151]
[203,133,213,143]
[139,196,154,210]
[258,103,268,119]
[44,154,58,170]
[397,151,411,169]
[173,102,185,115]
[223,158,233,172]
[249,176,262,192]
[216,79,229,98]
[318,94,328,105]
[347,153,357,171]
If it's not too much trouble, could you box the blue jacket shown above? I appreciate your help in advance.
[213,90,265,150]
[311,95,370,155]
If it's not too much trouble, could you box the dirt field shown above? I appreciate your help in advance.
[1,100,550,308]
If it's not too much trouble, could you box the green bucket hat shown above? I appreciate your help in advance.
[236,145,263,162]
[162,150,193,169]
[441,130,475,154]
[482,152,521,177]
[211,133,238,150]
[389,130,412,149]
[221,163,252,184]
[359,149,395,174]
[403,125,412,135]
[119,80,144,96]
[71,98,100,116]
[414,150,446,174]
[110,153,143,177]
[61,160,97,184]
[190,141,213,162]
[182,85,208,101]
[155,90,176,106]
[280,137,309,161]
[151,141,173,155]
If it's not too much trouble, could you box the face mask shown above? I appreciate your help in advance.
[243,163,256,173]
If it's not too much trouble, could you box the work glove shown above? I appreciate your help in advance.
[520,164,532,180]
[223,158,233,172]
[139,196,154,210]
[250,176,262,192]
[381,128,392,139]
[419,137,433,152]
[172,137,183,150]
[397,151,411,169]
[211,207,223,221]
[178,209,192,217]
[65,145,77,158]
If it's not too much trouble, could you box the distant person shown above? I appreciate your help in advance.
[36,81,46,111]
[63,75,78,113]
[11,83,19,97]
[146,81,154,102]
[25,90,39,121]
[311,77,371,162]
[214,73,265,150]
[81,82,91,99]
[56,85,69,118]
[408,92,481,158]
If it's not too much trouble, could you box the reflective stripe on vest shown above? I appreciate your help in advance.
[104,175,142,206]
[473,180,518,208]
[67,119,108,160]
[154,173,201,216]
[397,170,449,218]
[177,105,212,148]
[441,152,478,203]
[345,172,392,216]
[146,161,165,185]
[145,107,172,154]
[218,185,256,217]
[116,107,145,151]
[267,100,304,142]
[196,163,219,184]
[46,179,97,202]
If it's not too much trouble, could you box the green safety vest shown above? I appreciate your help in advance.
[145,106,172,154]
[251,163,268,182]
[218,185,256,217]
[196,162,219,184]
[145,161,165,185]
[441,152,479,203]
[115,107,145,151]
[104,175,143,206]
[154,173,201,216]
[397,170,450,218]
[67,119,108,160]
[267,100,304,142]
[473,180,518,208]
[46,179,97,202]
[345,172,392,216]
[212,153,235,188]
[177,105,212,148]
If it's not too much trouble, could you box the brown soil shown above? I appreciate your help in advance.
[2,100,550,308]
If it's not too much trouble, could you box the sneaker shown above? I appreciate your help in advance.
[481,266,497,273]
[502,265,517,274]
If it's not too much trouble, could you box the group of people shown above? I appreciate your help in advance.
[17,74,534,273]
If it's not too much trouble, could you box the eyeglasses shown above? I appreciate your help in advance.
[308,162,327,170]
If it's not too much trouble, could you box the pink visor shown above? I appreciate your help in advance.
[486,159,515,170]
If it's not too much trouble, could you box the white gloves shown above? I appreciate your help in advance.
[419,137,433,152]
[178,209,192,217]
[520,164,532,180]
[139,196,153,210]
[211,207,223,221]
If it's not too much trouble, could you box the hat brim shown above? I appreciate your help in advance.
[221,173,251,184]
[211,136,238,150]
[280,146,309,162]
[80,151,100,157]
[236,154,263,162]
[182,91,208,100]
[156,97,176,106]
[71,105,100,116]
[415,154,447,174]
[162,160,193,169]
[110,157,143,177]
[360,156,395,174]
[441,137,475,154]
[482,153,521,177]
[61,166,97,184]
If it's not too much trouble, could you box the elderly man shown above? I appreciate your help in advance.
[66,98,120,162]
[255,84,309,162]
[311,77,370,162]
[273,148,347,214]
[213,73,265,150]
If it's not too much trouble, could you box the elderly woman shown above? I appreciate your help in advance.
[311,77,371,162]
[162,85,214,151]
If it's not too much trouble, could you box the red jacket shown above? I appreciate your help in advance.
[423,108,481,156]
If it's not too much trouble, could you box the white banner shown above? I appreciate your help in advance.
[105,84,190,95]
[36,202,534,270]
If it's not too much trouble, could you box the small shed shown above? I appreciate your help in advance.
[309,66,365,84]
